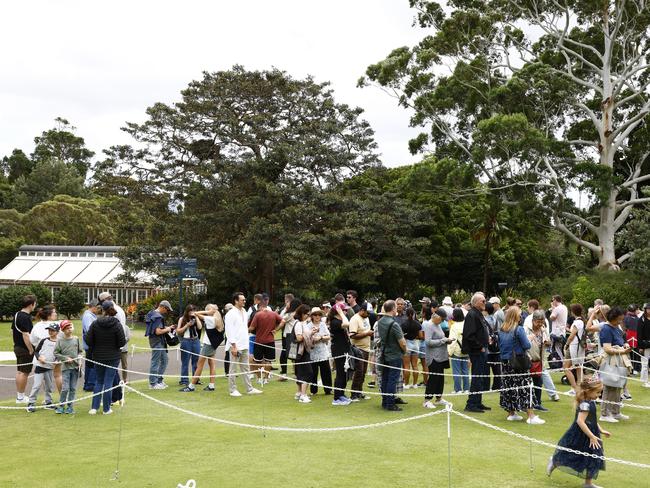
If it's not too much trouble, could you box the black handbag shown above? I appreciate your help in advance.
[165,329,180,347]
[509,326,531,372]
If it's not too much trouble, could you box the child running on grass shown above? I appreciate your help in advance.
[547,376,610,488]
[54,320,81,414]
[27,323,60,413]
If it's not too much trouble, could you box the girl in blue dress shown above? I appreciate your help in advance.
[547,377,611,488]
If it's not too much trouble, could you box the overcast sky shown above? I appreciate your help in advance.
[0,0,426,168]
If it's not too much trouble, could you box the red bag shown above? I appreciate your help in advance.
[530,360,542,377]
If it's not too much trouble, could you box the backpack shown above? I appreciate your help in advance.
[286,318,300,360]
[575,319,588,348]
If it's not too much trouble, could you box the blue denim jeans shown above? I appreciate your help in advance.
[83,350,96,391]
[149,340,168,386]
[380,358,402,408]
[451,356,470,392]
[466,350,489,409]
[542,369,557,398]
[92,359,119,412]
[60,368,79,406]
[180,338,200,384]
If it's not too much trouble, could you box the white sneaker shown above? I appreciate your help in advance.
[247,388,263,395]
[230,390,242,397]
[15,397,28,404]
[158,382,168,389]
[599,415,618,423]
[404,384,412,390]
[435,399,450,406]
[423,401,437,409]
[294,392,301,400]
[88,409,97,415]
[103,409,113,415]
[567,389,576,396]
[298,395,312,403]
[642,382,650,388]
[150,383,165,390]
[507,414,523,421]
[527,416,545,425]
[613,413,629,420]
[551,394,560,401]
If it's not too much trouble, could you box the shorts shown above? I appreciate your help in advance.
[569,344,585,366]
[404,339,419,356]
[14,346,33,374]
[253,342,276,362]
[200,343,217,358]
[418,340,426,359]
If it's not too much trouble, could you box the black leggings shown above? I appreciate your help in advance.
[488,353,502,390]
[333,355,348,400]
[425,360,445,399]
[280,335,290,374]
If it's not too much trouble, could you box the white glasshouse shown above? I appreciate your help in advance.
[0,245,157,305]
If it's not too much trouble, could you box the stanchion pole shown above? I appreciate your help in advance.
[529,381,534,472]
[111,382,127,482]
[446,403,452,488]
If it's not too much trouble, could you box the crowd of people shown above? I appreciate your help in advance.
[10,288,650,485]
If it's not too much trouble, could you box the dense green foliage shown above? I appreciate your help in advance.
[1,61,648,304]
[0,284,51,318]
[54,285,86,319]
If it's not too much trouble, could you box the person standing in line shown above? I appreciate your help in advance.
[180,304,223,392]
[484,301,502,391]
[86,301,126,415]
[12,294,37,404]
[527,311,550,413]
[564,304,586,395]
[346,290,361,315]
[550,295,569,360]
[400,307,423,389]
[98,292,129,383]
[422,308,453,409]
[30,305,63,394]
[448,308,470,393]
[463,292,491,413]
[328,303,353,405]
[177,304,203,387]
[308,307,332,396]
[81,299,102,391]
[145,300,174,390]
[249,303,285,383]
[53,320,81,414]
[598,307,630,423]
[377,300,407,411]
[293,305,315,403]
[279,298,302,380]
[638,303,650,388]
[26,323,59,413]
[489,297,505,330]
[524,299,560,402]
[225,292,262,397]
[348,303,373,401]
[498,307,545,425]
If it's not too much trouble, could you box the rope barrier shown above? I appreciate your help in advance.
[449,408,650,469]
[0,383,123,410]
[124,384,448,432]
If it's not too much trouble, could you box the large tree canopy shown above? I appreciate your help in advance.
[361,0,650,270]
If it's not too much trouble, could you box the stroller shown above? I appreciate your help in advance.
[548,333,566,370]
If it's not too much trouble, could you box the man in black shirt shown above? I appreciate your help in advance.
[12,294,37,404]
[462,292,491,413]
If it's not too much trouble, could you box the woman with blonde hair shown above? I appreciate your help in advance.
[498,307,545,424]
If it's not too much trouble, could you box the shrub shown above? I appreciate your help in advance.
[571,271,649,309]
[54,285,86,319]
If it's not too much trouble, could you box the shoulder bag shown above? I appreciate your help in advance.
[509,326,531,373]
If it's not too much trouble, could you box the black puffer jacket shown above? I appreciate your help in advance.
[86,316,126,362]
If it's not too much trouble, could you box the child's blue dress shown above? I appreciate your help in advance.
[552,400,605,479]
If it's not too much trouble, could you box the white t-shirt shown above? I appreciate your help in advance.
[551,303,568,336]
[30,320,62,347]
[201,316,216,345]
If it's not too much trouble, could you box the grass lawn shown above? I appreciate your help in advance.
[1,366,649,487]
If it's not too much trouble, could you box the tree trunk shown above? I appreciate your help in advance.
[596,194,619,270]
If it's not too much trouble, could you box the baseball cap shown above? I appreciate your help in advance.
[46,323,60,331]
[101,300,115,311]
[98,292,112,301]
[321,302,332,308]
[159,300,173,311]
[59,320,73,331]
[434,308,448,319]
[418,297,431,304]
[488,297,501,304]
